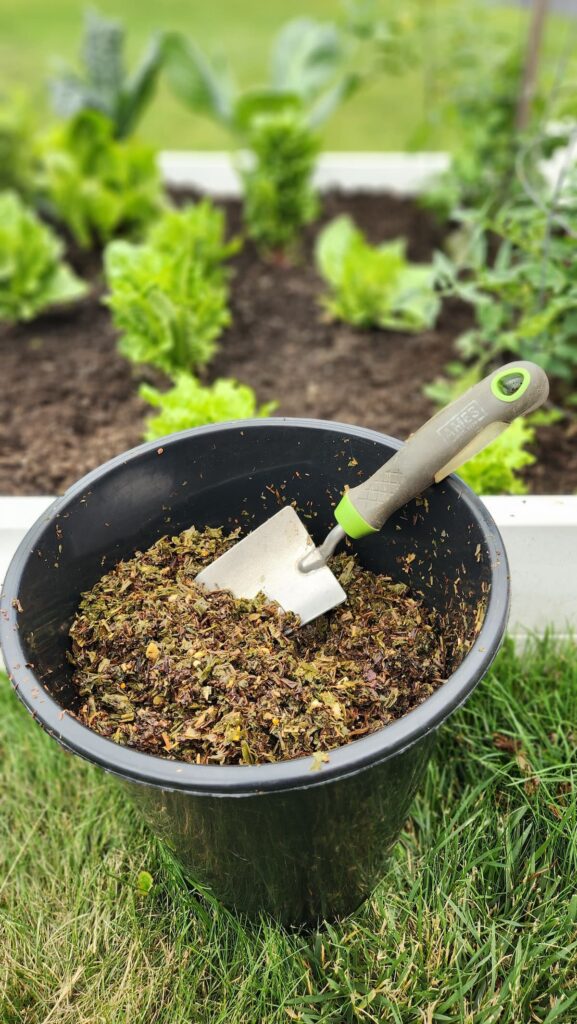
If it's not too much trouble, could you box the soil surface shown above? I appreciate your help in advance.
[0,191,575,496]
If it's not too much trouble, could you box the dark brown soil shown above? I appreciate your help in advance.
[0,191,575,496]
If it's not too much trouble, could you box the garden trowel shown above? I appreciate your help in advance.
[197,361,549,625]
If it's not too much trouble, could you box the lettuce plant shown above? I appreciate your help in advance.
[37,110,164,249]
[457,417,535,496]
[316,215,440,331]
[146,200,239,282]
[105,202,237,374]
[0,191,87,323]
[50,8,165,139]
[433,189,577,399]
[140,373,276,441]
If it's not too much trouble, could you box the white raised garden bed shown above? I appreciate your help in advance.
[0,153,575,647]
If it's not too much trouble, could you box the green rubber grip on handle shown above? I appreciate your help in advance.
[334,360,550,539]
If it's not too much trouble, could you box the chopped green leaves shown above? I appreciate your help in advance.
[136,870,154,894]
[69,525,473,766]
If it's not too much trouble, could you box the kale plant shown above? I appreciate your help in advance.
[141,373,276,440]
[163,17,363,252]
[316,215,439,331]
[242,110,320,253]
[37,111,165,249]
[105,202,237,374]
[164,10,421,252]
[0,191,87,323]
[50,8,165,139]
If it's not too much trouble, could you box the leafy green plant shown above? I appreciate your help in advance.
[242,110,320,252]
[413,0,559,222]
[424,358,565,493]
[434,187,577,398]
[316,215,440,331]
[0,90,36,196]
[140,373,276,440]
[105,202,236,374]
[146,200,239,283]
[457,417,535,496]
[164,17,358,138]
[424,361,561,495]
[0,191,87,323]
[49,8,165,139]
[164,17,365,252]
[105,245,228,374]
[423,359,484,408]
[37,110,164,249]
[423,50,530,220]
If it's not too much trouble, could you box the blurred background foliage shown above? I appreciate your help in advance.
[0,0,575,151]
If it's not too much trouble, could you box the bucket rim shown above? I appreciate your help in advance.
[0,417,509,795]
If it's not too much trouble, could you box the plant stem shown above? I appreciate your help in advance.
[515,0,550,133]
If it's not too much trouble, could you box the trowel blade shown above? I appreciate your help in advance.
[195,506,347,626]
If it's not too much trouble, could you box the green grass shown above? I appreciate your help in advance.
[1,637,576,1023]
[0,1,575,151]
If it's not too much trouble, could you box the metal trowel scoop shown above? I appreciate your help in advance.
[196,361,549,625]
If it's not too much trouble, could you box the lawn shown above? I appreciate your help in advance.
[0,1,575,151]
[1,638,576,1023]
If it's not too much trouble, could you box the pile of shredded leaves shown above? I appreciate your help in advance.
[69,525,470,766]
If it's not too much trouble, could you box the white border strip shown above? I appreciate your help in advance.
[1,495,576,644]
[482,496,577,642]
[159,151,451,197]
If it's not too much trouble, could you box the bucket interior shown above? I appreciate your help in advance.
[10,423,494,713]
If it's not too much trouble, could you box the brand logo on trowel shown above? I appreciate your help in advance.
[437,400,487,442]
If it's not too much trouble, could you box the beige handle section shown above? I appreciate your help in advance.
[335,361,549,538]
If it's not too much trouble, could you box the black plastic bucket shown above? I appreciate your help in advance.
[0,420,509,925]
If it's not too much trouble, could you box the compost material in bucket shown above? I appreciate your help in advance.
[69,523,479,766]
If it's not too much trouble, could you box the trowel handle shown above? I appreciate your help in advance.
[334,361,549,538]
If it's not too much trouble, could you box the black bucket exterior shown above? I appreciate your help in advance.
[0,419,509,925]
